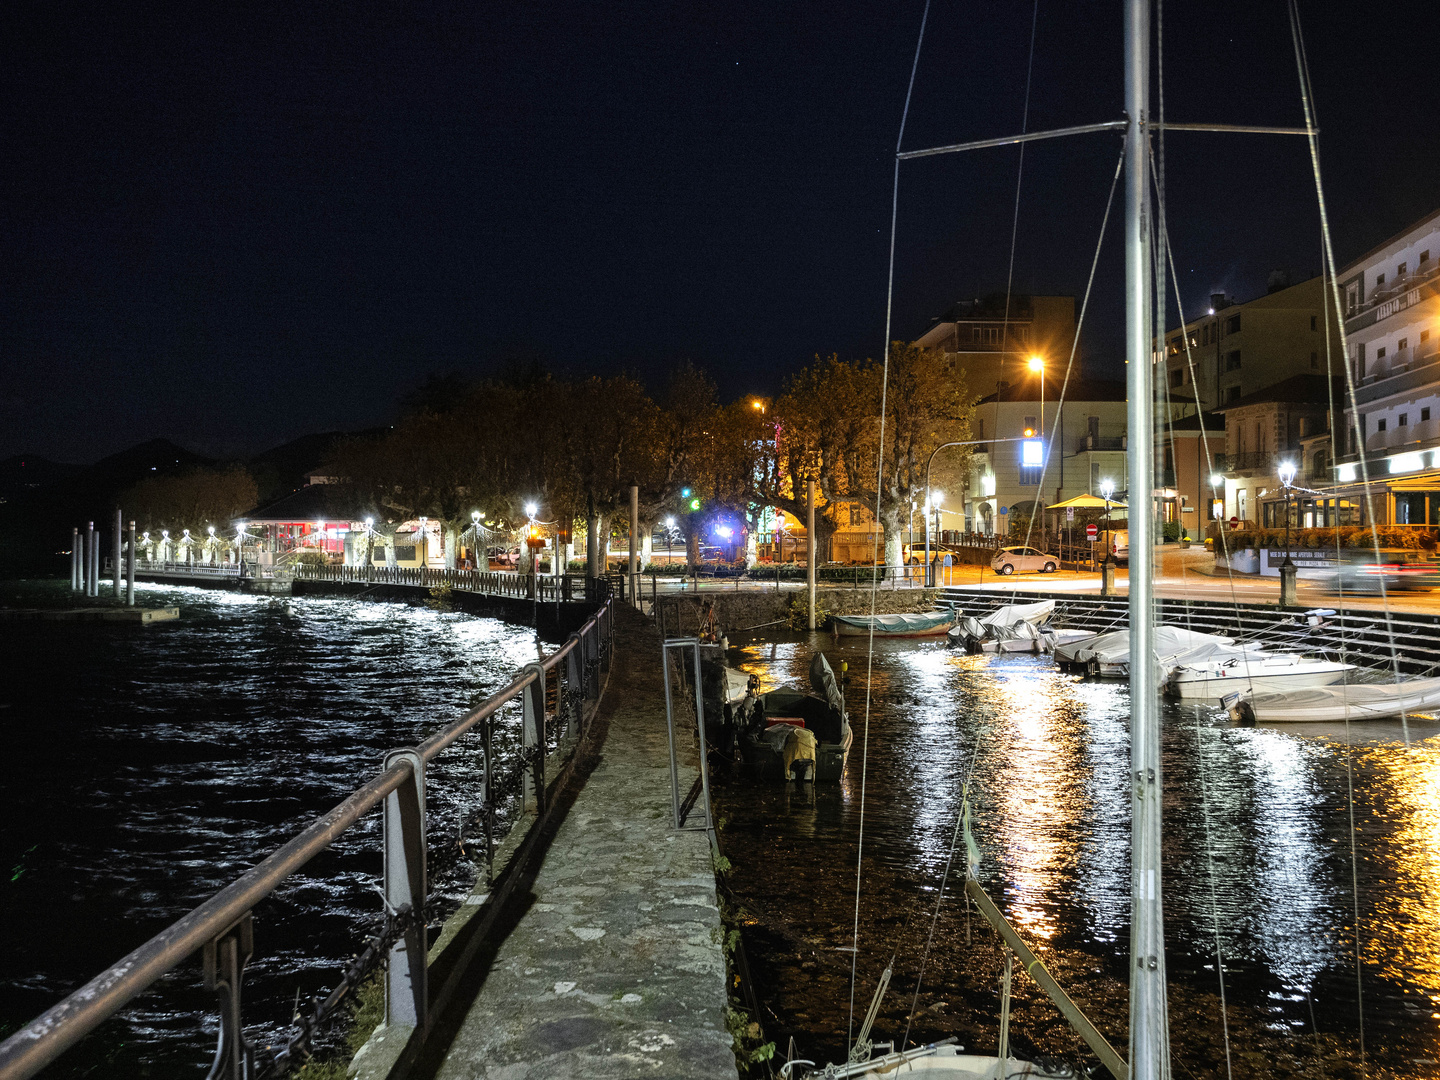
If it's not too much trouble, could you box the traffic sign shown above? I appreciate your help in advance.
[1066,507,1075,521]
[1086,523,1098,541]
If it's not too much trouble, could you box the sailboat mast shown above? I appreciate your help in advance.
[1124,0,1170,1077]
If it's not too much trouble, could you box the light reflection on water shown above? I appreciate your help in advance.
[718,631,1440,1077]
[0,580,546,1076]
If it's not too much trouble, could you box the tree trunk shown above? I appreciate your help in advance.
[880,508,905,578]
[686,528,700,568]
[442,523,458,570]
[588,512,608,578]
[812,513,838,565]
[744,530,758,567]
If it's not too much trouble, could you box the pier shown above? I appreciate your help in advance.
[0,596,737,1080]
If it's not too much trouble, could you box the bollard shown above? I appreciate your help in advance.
[127,521,137,606]
[86,522,97,596]
[382,750,427,1029]
[1100,558,1115,597]
[71,528,80,591]
[113,508,122,599]
[1279,559,1297,607]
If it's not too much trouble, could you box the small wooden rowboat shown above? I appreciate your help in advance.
[830,610,957,638]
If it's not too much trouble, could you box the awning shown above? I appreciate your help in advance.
[1046,494,1129,510]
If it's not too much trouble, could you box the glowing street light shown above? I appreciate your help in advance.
[524,502,538,518]
[1028,355,1045,439]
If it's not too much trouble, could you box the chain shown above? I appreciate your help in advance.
[252,901,423,1079]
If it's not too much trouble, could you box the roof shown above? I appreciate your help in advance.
[1167,411,1225,433]
[239,484,376,524]
[1338,204,1440,275]
[976,377,1126,404]
[1214,374,1344,411]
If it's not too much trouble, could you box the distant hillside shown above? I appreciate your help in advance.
[246,429,382,504]
[0,455,84,504]
[0,439,216,578]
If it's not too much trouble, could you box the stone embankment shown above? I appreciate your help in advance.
[658,586,939,636]
[399,606,736,1080]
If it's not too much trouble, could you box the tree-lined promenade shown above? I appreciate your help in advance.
[121,347,977,575]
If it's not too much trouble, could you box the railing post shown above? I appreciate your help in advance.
[382,750,427,1030]
[202,912,254,1080]
[521,664,547,813]
[565,633,585,739]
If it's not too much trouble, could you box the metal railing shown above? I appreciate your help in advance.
[0,597,618,1080]
[289,563,604,604]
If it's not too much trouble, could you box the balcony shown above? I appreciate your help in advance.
[1344,264,1440,333]
[1223,451,1275,475]
[1077,434,1126,452]
[1355,353,1440,405]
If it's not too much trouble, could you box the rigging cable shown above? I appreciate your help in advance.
[990,0,1043,496]
[1286,1,1370,1068]
[848,0,931,1059]
[1014,142,1127,567]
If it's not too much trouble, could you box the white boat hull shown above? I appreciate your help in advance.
[1238,676,1440,723]
[1171,662,1352,699]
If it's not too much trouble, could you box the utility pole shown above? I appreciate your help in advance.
[807,479,817,630]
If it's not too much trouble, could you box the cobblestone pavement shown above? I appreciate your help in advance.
[419,605,737,1080]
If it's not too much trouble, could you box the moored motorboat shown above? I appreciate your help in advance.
[1167,653,1355,699]
[1228,675,1440,724]
[832,610,957,638]
[734,652,852,781]
[948,600,1056,652]
[1054,625,1241,678]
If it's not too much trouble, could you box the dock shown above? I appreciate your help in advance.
[383,605,736,1080]
[0,606,179,623]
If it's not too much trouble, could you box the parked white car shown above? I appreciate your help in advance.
[991,545,1059,575]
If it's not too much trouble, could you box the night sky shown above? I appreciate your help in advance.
[4,1,1438,463]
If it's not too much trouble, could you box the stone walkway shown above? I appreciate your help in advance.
[416,606,736,1080]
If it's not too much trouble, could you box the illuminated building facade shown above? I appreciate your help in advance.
[1332,206,1440,525]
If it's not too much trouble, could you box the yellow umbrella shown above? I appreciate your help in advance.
[1047,494,1128,510]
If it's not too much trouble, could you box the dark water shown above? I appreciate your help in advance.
[0,580,547,1076]
[715,633,1440,1079]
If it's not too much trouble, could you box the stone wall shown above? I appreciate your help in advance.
[657,586,939,637]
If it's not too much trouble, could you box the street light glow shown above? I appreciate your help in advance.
[665,517,675,528]
[751,400,764,410]
[524,502,537,517]
[1278,461,1297,487]
[1027,355,1044,371]
[1100,479,1115,501]
[1209,474,1223,487]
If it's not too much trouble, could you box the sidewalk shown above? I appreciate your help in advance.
[414,607,736,1080]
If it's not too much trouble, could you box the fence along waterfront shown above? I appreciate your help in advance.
[0,597,618,1080]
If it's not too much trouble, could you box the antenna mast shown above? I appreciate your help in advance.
[1125,0,1170,1076]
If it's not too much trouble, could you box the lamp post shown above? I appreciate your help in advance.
[1099,478,1116,597]
[922,436,1029,586]
[1277,461,1298,606]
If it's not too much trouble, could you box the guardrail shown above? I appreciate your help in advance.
[290,563,605,604]
[0,597,618,1080]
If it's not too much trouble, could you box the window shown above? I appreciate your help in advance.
[1378,346,1388,360]
[1168,337,1181,355]
[977,418,984,441]
[1377,272,1386,287]
[1226,385,1242,404]
[1399,262,1408,277]
[1019,466,1042,486]
[1400,337,1409,351]
[1202,324,1211,345]
[1311,315,1318,331]
[1346,282,1360,314]
[1023,416,1036,435]
[1311,351,1319,369]
[972,326,1002,345]
[1169,368,1184,388]
[1422,250,1431,264]
[1226,313,1242,335]
[1378,417,1388,432]
[1238,490,1248,520]
[1424,330,1432,343]
[1088,415,1100,441]
[848,504,869,526]
[1400,413,1409,427]
[1425,407,1433,422]
[1226,350,1242,371]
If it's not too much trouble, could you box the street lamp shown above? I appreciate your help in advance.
[1028,355,1045,439]
[1277,460,1298,604]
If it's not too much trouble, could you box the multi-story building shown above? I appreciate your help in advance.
[1160,275,1337,413]
[962,377,1129,535]
[1332,206,1440,526]
[1213,374,1341,528]
[914,293,1076,399]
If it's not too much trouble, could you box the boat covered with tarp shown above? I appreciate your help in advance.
[1167,652,1355,699]
[1227,676,1440,724]
[831,610,957,638]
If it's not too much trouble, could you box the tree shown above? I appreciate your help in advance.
[776,346,973,574]
[121,467,259,535]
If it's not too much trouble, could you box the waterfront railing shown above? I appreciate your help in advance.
[289,562,599,603]
[0,597,618,1080]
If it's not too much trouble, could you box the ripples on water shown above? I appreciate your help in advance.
[0,581,548,1076]
[715,633,1440,1079]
